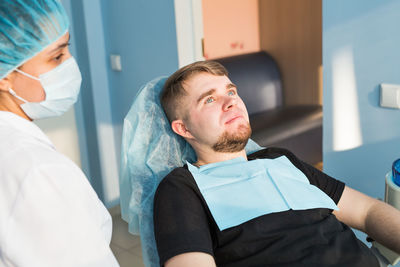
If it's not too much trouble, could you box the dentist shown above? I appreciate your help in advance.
[0,1,119,266]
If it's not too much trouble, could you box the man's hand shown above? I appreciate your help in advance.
[165,252,216,267]
[334,186,400,254]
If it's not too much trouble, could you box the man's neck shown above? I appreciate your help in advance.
[193,148,247,167]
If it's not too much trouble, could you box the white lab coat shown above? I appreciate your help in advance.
[0,111,119,267]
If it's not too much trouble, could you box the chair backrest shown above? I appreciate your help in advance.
[215,51,283,115]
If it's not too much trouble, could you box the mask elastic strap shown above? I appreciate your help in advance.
[9,88,28,103]
[14,68,40,81]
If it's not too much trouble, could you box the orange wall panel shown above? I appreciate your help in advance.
[202,0,260,59]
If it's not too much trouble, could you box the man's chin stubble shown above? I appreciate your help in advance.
[212,123,252,153]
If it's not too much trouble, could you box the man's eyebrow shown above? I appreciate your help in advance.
[47,35,71,54]
[227,83,237,89]
[197,88,216,104]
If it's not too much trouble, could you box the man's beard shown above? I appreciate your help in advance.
[212,122,252,153]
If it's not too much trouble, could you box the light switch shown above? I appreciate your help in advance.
[380,83,400,109]
[110,54,122,71]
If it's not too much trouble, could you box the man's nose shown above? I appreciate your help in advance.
[222,95,237,111]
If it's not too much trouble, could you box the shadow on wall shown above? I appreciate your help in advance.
[367,85,380,107]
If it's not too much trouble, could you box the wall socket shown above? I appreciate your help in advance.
[110,54,122,71]
[380,83,400,109]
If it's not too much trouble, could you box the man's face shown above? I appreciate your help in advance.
[180,72,251,152]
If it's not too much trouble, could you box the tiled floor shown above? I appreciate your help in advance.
[109,206,145,267]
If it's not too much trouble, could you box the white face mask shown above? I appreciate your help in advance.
[9,57,82,120]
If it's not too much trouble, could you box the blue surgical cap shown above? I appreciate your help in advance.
[120,76,263,267]
[0,0,69,79]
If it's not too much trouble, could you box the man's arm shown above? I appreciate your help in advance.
[333,185,400,253]
[165,252,216,267]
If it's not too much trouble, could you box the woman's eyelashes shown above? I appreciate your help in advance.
[52,43,70,62]
[53,53,64,62]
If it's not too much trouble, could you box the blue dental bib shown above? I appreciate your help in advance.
[187,156,338,231]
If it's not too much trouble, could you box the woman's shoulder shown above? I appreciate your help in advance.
[0,129,93,206]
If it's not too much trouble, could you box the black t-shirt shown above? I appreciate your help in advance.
[153,147,379,267]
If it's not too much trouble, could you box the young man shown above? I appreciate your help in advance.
[154,61,400,267]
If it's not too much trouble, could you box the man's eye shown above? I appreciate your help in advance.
[228,90,236,96]
[205,97,215,104]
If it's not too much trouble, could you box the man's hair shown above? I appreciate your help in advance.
[161,60,228,122]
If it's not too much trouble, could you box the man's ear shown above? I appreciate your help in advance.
[171,119,194,139]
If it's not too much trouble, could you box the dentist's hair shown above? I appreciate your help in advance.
[161,60,228,122]
[0,0,70,80]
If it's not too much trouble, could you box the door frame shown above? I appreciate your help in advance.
[174,0,205,67]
